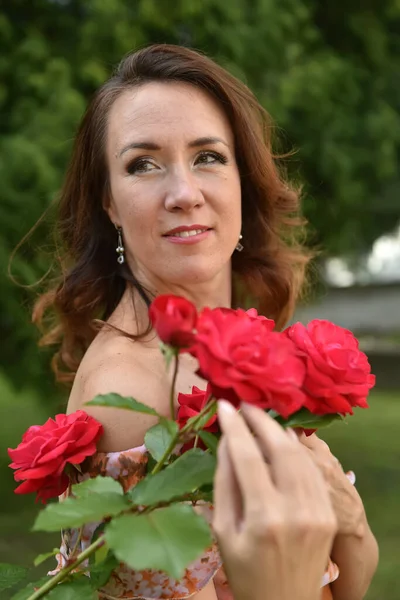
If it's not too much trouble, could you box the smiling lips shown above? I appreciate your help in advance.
[163,225,211,243]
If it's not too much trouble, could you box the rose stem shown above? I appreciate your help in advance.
[169,352,179,421]
[26,535,104,600]
[151,398,217,475]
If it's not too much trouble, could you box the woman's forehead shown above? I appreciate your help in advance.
[106,81,234,155]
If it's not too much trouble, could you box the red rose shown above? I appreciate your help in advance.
[149,294,197,348]
[177,384,218,452]
[245,308,276,331]
[8,410,103,503]
[285,320,375,415]
[189,307,306,418]
[177,384,218,432]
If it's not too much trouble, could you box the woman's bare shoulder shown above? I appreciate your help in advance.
[67,330,170,451]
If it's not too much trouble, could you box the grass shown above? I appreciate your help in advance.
[319,392,400,600]
[0,375,398,599]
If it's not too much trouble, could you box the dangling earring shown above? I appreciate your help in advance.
[115,226,125,264]
[235,234,244,252]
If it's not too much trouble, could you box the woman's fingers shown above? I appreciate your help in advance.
[216,401,273,517]
[213,436,242,534]
[239,402,312,491]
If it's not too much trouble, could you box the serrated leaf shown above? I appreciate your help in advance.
[33,548,60,567]
[88,551,119,589]
[198,431,219,454]
[71,476,123,498]
[33,492,130,532]
[105,504,212,579]
[0,564,28,591]
[145,418,179,462]
[86,393,160,416]
[130,449,216,505]
[11,577,52,599]
[186,403,217,431]
[46,577,97,599]
[275,408,343,430]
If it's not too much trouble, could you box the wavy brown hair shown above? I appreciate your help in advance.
[33,44,311,383]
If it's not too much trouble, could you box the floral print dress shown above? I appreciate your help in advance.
[49,444,341,599]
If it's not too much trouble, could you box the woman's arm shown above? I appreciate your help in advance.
[330,506,379,600]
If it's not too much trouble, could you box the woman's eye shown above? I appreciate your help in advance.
[195,151,228,166]
[126,158,157,175]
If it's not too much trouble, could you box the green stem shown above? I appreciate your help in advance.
[169,352,179,421]
[151,398,217,475]
[26,536,104,600]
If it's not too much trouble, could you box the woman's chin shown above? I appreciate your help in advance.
[160,260,230,287]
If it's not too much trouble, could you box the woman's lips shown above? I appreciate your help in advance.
[163,228,212,244]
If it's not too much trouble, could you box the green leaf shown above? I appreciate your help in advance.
[105,504,212,579]
[0,564,28,591]
[145,418,179,462]
[11,577,52,600]
[130,449,216,505]
[86,393,160,416]
[71,476,123,498]
[46,578,97,599]
[33,549,60,567]
[274,408,344,430]
[88,551,119,589]
[198,431,219,455]
[33,492,130,532]
[197,483,214,503]
[186,403,217,432]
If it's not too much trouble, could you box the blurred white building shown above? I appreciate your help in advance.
[325,225,400,287]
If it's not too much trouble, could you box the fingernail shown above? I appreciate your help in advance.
[217,400,236,416]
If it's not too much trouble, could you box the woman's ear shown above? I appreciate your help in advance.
[103,193,119,227]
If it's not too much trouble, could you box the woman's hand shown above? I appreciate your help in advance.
[213,401,337,600]
[298,433,365,537]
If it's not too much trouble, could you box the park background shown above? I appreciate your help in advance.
[1,1,399,598]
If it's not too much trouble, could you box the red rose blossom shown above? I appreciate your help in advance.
[8,410,103,503]
[177,384,218,432]
[285,320,375,415]
[189,307,307,418]
[149,294,197,348]
[177,384,218,452]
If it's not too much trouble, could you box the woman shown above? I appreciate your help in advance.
[36,44,378,599]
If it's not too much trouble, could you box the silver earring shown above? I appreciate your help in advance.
[115,226,125,264]
[235,234,244,252]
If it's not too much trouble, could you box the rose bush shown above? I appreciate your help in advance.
[4,295,376,599]
[285,319,376,415]
[8,410,103,502]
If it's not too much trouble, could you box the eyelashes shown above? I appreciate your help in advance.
[126,157,154,175]
[196,150,228,165]
[125,150,229,175]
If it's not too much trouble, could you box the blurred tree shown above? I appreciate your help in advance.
[1,0,400,390]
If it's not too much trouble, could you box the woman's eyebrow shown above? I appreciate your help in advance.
[118,141,161,157]
[118,136,229,158]
[188,136,230,148]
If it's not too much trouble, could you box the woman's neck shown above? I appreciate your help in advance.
[108,272,232,337]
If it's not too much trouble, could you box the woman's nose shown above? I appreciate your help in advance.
[164,168,205,212]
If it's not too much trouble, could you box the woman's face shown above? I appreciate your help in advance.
[105,81,242,294]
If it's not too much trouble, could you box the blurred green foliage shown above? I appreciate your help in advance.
[1,1,400,389]
[1,380,398,599]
